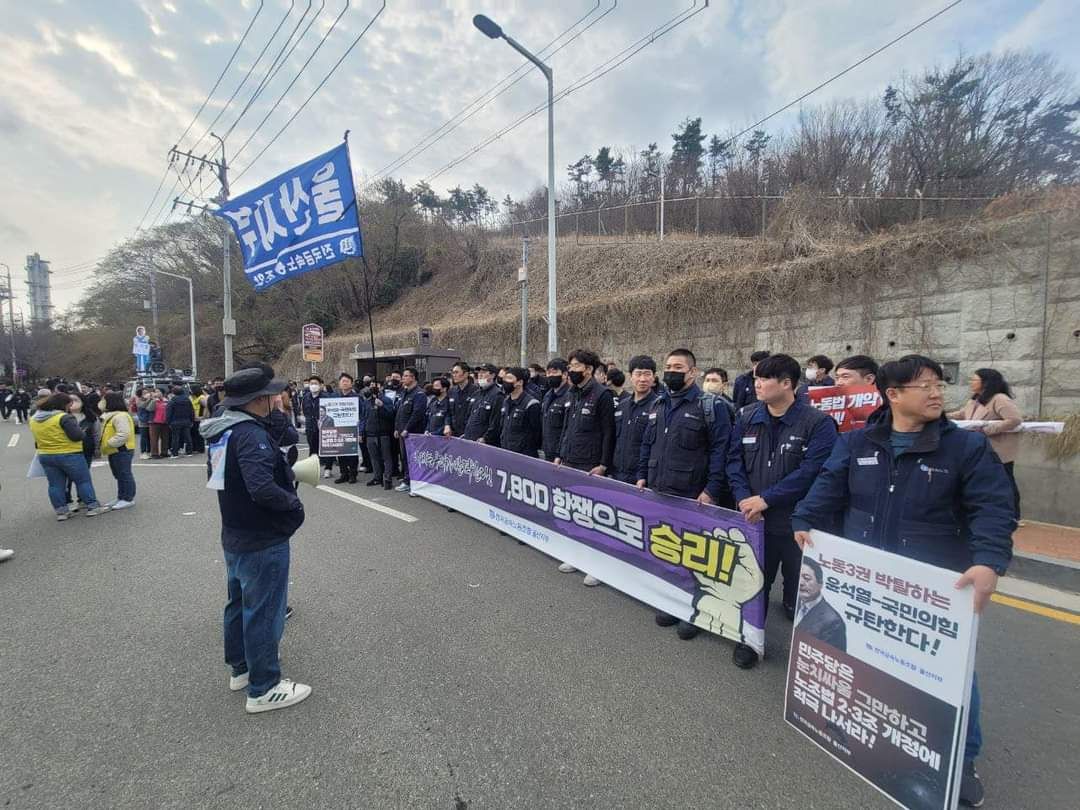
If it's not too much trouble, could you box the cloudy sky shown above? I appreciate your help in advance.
[0,0,1075,314]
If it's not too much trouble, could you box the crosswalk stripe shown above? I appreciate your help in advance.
[7,434,18,447]
[315,484,419,523]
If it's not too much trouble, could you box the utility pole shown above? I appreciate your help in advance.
[172,132,233,376]
[0,263,17,382]
[519,237,529,367]
[149,270,159,337]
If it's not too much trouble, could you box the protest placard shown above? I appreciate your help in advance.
[406,435,767,653]
[785,530,978,810]
[808,384,882,432]
[319,398,360,457]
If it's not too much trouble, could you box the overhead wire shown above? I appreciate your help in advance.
[424,1,706,182]
[368,1,615,185]
[227,0,353,168]
[222,0,322,141]
[135,1,267,231]
[232,0,387,185]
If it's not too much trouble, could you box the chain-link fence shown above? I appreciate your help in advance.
[503,193,996,243]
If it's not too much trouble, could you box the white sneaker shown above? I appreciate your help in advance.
[69,502,84,513]
[245,678,312,714]
[582,575,600,587]
[395,482,409,492]
[56,512,70,522]
[322,469,332,479]
[229,671,249,692]
[85,505,111,516]
[0,548,14,562]
[140,453,151,460]
[558,562,577,573]
[111,500,134,510]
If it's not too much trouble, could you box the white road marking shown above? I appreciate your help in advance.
[998,577,1080,614]
[132,463,206,467]
[315,484,419,523]
[7,434,18,447]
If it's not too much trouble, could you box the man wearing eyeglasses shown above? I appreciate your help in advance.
[792,354,1015,808]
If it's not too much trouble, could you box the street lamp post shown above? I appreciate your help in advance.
[473,13,557,358]
[152,269,198,380]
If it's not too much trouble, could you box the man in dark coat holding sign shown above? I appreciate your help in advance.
[792,354,1015,808]
[200,366,311,715]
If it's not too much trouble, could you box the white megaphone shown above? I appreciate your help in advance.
[292,454,321,487]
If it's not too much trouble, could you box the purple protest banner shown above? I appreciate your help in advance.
[406,435,767,654]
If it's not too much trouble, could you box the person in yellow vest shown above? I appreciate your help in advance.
[100,391,137,510]
[189,384,208,454]
[29,392,108,521]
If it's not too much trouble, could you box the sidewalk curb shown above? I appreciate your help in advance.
[1007,553,1080,594]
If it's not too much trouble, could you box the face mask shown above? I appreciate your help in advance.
[663,371,687,392]
[805,368,818,381]
[546,375,563,389]
[308,384,321,394]
[567,370,586,387]
[478,378,493,389]
[389,380,402,389]
[500,381,515,395]
[703,382,725,396]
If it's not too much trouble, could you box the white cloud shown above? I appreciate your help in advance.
[153,45,178,61]
[73,31,136,77]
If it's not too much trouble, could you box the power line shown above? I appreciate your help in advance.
[368,1,616,184]
[188,0,299,155]
[228,0,353,167]
[424,1,707,183]
[714,0,966,151]
[135,1,267,231]
[222,0,322,141]
[233,0,387,185]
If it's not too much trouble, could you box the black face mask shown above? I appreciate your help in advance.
[568,370,586,387]
[389,380,402,389]
[546,375,563,389]
[663,371,687,392]
[500,381,515,395]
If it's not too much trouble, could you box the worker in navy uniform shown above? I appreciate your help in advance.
[393,367,428,492]
[793,355,1015,809]
[609,355,658,484]
[540,358,571,461]
[497,367,543,457]
[554,348,616,587]
[462,363,504,445]
[732,350,770,411]
[425,377,450,435]
[725,353,838,669]
[363,379,398,489]
[636,348,734,639]
[443,362,478,439]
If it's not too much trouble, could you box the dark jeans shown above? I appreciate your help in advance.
[40,452,100,513]
[764,531,802,616]
[16,408,28,422]
[1003,461,1020,521]
[366,434,394,485]
[169,425,192,455]
[139,423,151,454]
[966,671,982,761]
[223,541,290,698]
[107,449,136,502]
[190,422,205,453]
[399,437,412,484]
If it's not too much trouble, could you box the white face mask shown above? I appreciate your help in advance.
[805,367,818,381]
[308,384,321,394]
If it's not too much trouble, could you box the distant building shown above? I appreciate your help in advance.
[25,253,53,329]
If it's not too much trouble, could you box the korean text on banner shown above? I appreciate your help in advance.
[215,142,363,292]
[784,530,977,810]
[809,384,882,433]
[302,323,324,363]
[319,398,360,457]
[406,435,767,654]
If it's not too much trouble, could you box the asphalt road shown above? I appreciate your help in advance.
[1,419,1077,810]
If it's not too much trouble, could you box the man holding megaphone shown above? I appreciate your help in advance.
[200,365,312,715]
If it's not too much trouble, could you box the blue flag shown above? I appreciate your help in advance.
[215,142,363,292]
